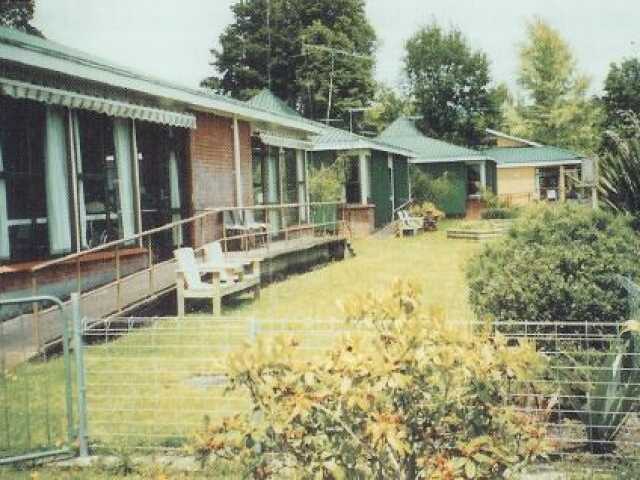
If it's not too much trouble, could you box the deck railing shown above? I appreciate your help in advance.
[0,202,346,353]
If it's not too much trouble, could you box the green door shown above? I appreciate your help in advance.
[370,151,392,228]
[393,156,409,209]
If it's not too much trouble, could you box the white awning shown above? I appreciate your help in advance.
[259,132,312,150]
[0,78,197,129]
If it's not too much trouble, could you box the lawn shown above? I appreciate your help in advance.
[1,226,480,475]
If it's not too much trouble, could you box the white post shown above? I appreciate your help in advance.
[131,120,143,243]
[359,151,369,205]
[296,149,305,221]
[388,153,395,210]
[233,116,243,207]
[479,162,487,193]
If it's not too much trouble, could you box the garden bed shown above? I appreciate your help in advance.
[446,219,512,240]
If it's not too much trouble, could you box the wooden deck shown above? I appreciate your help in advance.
[0,235,346,369]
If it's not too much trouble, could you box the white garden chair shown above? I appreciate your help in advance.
[174,247,227,316]
[397,210,423,236]
[202,241,261,284]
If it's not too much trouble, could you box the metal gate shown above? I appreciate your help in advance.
[0,295,76,465]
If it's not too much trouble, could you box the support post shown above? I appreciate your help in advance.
[559,165,566,202]
[72,293,89,458]
[232,116,243,208]
[358,151,369,205]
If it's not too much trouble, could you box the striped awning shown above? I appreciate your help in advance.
[0,78,197,129]
[259,132,312,150]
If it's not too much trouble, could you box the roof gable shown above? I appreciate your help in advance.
[377,117,487,162]
[246,89,303,119]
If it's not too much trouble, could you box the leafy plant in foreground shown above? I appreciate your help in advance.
[193,280,550,479]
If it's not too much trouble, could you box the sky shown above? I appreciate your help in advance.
[33,0,640,95]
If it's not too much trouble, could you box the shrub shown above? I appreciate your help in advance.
[409,167,456,212]
[194,280,550,479]
[409,201,445,219]
[308,163,344,203]
[481,207,518,219]
[467,203,640,334]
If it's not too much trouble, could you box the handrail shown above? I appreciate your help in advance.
[30,201,345,273]
[393,199,413,216]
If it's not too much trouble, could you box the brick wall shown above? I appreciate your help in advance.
[186,112,254,246]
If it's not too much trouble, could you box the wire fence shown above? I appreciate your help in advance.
[74,314,640,475]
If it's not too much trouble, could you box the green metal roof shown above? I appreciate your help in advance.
[377,117,489,163]
[245,90,413,156]
[0,26,321,133]
[245,90,303,119]
[484,146,584,166]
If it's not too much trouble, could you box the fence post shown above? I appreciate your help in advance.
[249,317,260,343]
[72,293,89,458]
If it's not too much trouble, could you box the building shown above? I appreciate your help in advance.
[0,27,342,337]
[378,117,496,217]
[484,130,586,205]
[246,90,413,233]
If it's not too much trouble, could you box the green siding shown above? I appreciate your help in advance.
[393,155,410,209]
[371,150,393,227]
[415,162,467,216]
[485,160,497,194]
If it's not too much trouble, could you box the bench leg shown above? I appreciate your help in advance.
[177,291,185,317]
[212,295,222,316]
[254,285,261,300]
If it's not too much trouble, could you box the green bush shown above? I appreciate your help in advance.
[481,207,518,219]
[308,163,344,203]
[467,204,640,334]
[409,167,456,211]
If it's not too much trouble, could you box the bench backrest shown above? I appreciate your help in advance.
[173,248,204,289]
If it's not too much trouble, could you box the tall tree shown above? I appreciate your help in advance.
[204,0,376,125]
[505,17,601,154]
[602,58,640,135]
[403,22,501,146]
[0,0,43,37]
[363,83,414,134]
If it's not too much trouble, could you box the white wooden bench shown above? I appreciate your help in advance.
[174,245,260,316]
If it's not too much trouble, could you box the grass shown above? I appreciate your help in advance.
[1,226,479,474]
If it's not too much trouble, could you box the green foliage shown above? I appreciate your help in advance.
[504,17,602,155]
[364,83,414,134]
[193,280,550,479]
[409,167,456,212]
[467,204,640,334]
[481,207,518,220]
[307,157,350,203]
[0,0,42,37]
[599,117,640,228]
[603,58,640,134]
[480,191,519,219]
[404,22,502,146]
[205,0,376,124]
[581,321,640,453]
[409,201,444,219]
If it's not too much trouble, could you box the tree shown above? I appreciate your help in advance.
[0,0,43,37]
[204,0,376,125]
[403,23,501,146]
[599,114,640,227]
[602,58,640,135]
[363,83,414,134]
[504,17,601,154]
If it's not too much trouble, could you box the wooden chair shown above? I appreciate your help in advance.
[174,247,225,317]
[243,209,270,247]
[223,210,251,251]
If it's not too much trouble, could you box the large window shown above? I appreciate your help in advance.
[76,111,120,247]
[0,97,49,261]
